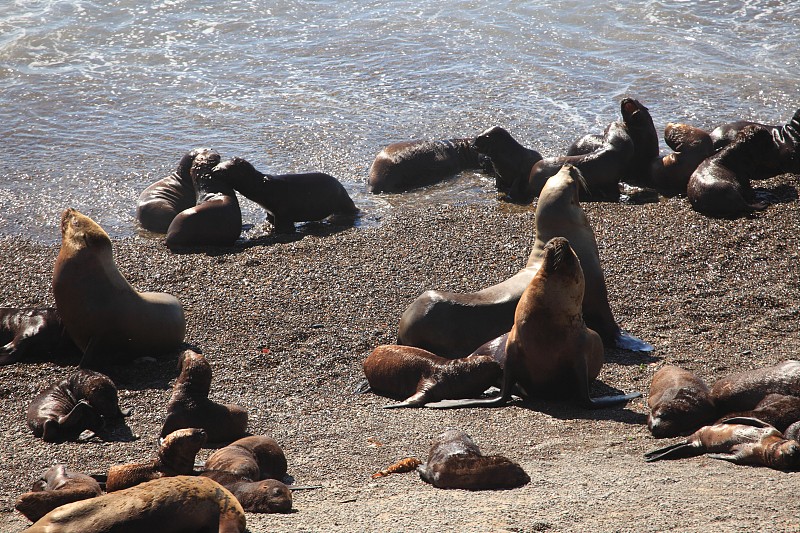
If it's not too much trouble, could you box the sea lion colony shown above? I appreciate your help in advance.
[4,101,800,529]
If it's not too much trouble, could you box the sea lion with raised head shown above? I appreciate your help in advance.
[472,126,543,194]
[710,107,799,173]
[647,365,716,438]
[15,465,103,523]
[650,123,714,195]
[711,360,800,414]
[0,307,79,365]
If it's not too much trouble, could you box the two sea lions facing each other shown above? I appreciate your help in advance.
[0,307,79,365]
[15,465,103,523]
[136,148,205,233]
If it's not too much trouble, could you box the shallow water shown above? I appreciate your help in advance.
[0,0,798,242]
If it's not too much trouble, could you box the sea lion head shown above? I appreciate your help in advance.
[243,479,293,513]
[212,157,262,190]
[60,208,112,252]
[176,349,213,397]
[71,370,129,421]
[771,439,800,470]
[473,126,512,156]
[538,164,589,218]
[159,427,208,470]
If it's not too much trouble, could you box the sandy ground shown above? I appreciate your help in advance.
[2,172,800,532]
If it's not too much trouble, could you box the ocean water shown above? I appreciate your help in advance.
[0,0,798,242]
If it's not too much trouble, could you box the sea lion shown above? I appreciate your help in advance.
[647,365,716,438]
[368,138,488,193]
[417,429,529,490]
[22,475,246,533]
[161,350,248,443]
[52,208,186,368]
[644,417,800,469]
[204,435,288,482]
[618,98,660,184]
[136,148,208,233]
[472,126,543,194]
[26,369,130,442]
[200,470,292,514]
[650,123,714,195]
[360,344,502,408]
[15,465,103,523]
[212,157,358,233]
[711,360,800,414]
[0,307,79,365]
[716,393,800,433]
[785,421,800,442]
[106,427,207,492]
[165,149,242,249]
[687,125,781,217]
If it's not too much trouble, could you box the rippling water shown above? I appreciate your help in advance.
[0,0,798,242]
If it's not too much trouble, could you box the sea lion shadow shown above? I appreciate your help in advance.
[519,391,647,425]
[604,347,660,366]
[101,346,196,392]
[753,182,798,205]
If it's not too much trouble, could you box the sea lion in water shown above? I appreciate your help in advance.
[106,427,207,492]
[160,350,248,443]
[650,123,714,195]
[200,470,292,514]
[716,393,800,433]
[711,360,800,414]
[165,149,242,249]
[417,429,529,490]
[15,465,103,523]
[472,126,543,194]
[212,157,358,233]
[0,307,79,365]
[360,345,502,408]
[647,365,716,438]
[204,435,288,482]
[26,369,130,442]
[22,475,246,533]
[52,208,186,368]
[368,138,488,193]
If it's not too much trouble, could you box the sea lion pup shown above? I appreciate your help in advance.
[368,137,489,193]
[360,345,502,408]
[0,307,78,365]
[161,350,248,443]
[27,369,130,442]
[52,208,186,368]
[647,365,716,438]
[200,470,292,514]
[644,418,800,469]
[165,148,242,249]
[417,429,529,490]
[650,123,714,195]
[687,125,781,217]
[136,148,208,233]
[472,126,543,194]
[106,427,207,492]
[212,156,358,233]
[15,465,103,523]
[711,360,800,414]
[22,475,246,533]
[204,435,288,481]
[716,393,800,433]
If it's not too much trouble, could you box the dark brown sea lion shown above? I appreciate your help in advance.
[212,157,358,233]
[204,435,288,482]
[644,417,800,469]
[136,148,208,233]
[26,369,130,442]
[22,475,246,533]
[687,125,781,217]
[711,360,800,414]
[650,123,714,195]
[368,138,488,193]
[161,350,248,443]
[0,307,79,365]
[360,344,502,408]
[200,470,292,514]
[417,429,529,490]
[165,149,242,249]
[52,208,186,368]
[716,393,800,433]
[647,365,716,438]
[106,427,207,492]
[619,98,660,184]
[472,126,543,194]
[15,465,103,523]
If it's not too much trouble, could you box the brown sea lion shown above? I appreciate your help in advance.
[26,369,130,442]
[165,149,242,249]
[204,435,288,482]
[711,360,800,414]
[650,123,714,195]
[644,418,800,469]
[200,471,292,514]
[0,307,79,365]
[417,429,529,490]
[22,475,246,533]
[212,157,358,233]
[106,427,207,492]
[687,125,781,217]
[710,107,799,173]
[647,365,716,438]
[360,344,502,408]
[368,138,488,193]
[161,350,248,443]
[15,465,103,523]
[716,393,800,433]
[52,208,186,368]
[619,98,660,184]
[472,126,543,194]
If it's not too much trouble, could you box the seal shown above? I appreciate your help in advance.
[687,125,781,217]
[0,307,79,365]
[105,427,207,492]
[52,208,186,368]
[716,393,800,433]
[472,126,543,194]
[204,435,288,482]
[368,138,488,193]
[650,123,714,195]
[165,149,242,249]
[136,148,209,233]
[710,360,800,414]
[212,157,358,233]
[416,429,529,490]
[161,350,249,443]
[360,344,502,408]
[22,475,246,533]
[15,465,103,523]
[647,365,716,438]
[200,471,292,514]
[26,369,130,442]
[644,417,800,469]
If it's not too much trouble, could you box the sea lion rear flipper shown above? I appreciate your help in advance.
[584,391,642,409]
[706,452,745,464]
[78,337,98,368]
[717,416,774,429]
[614,331,654,352]
[353,379,372,395]
[423,355,517,409]
[644,442,698,462]
[574,352,641,409]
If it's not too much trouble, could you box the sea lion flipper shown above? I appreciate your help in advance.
[644,442,697,462]
[614,331,654,352]
[717,416,774,429]
[353,379,372,395]
[584,391,642,409]
[706,452,743,463]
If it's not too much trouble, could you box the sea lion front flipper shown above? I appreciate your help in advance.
[574,350,641,409]
[584,391,642,409]
[353,379,372,395]
[614,331,654,352]
[706,452,745,464]
[716,416,774,429]
[58,399,99,431]
[644,442,698,462]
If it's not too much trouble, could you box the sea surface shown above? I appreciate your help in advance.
[1,0,798,242]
